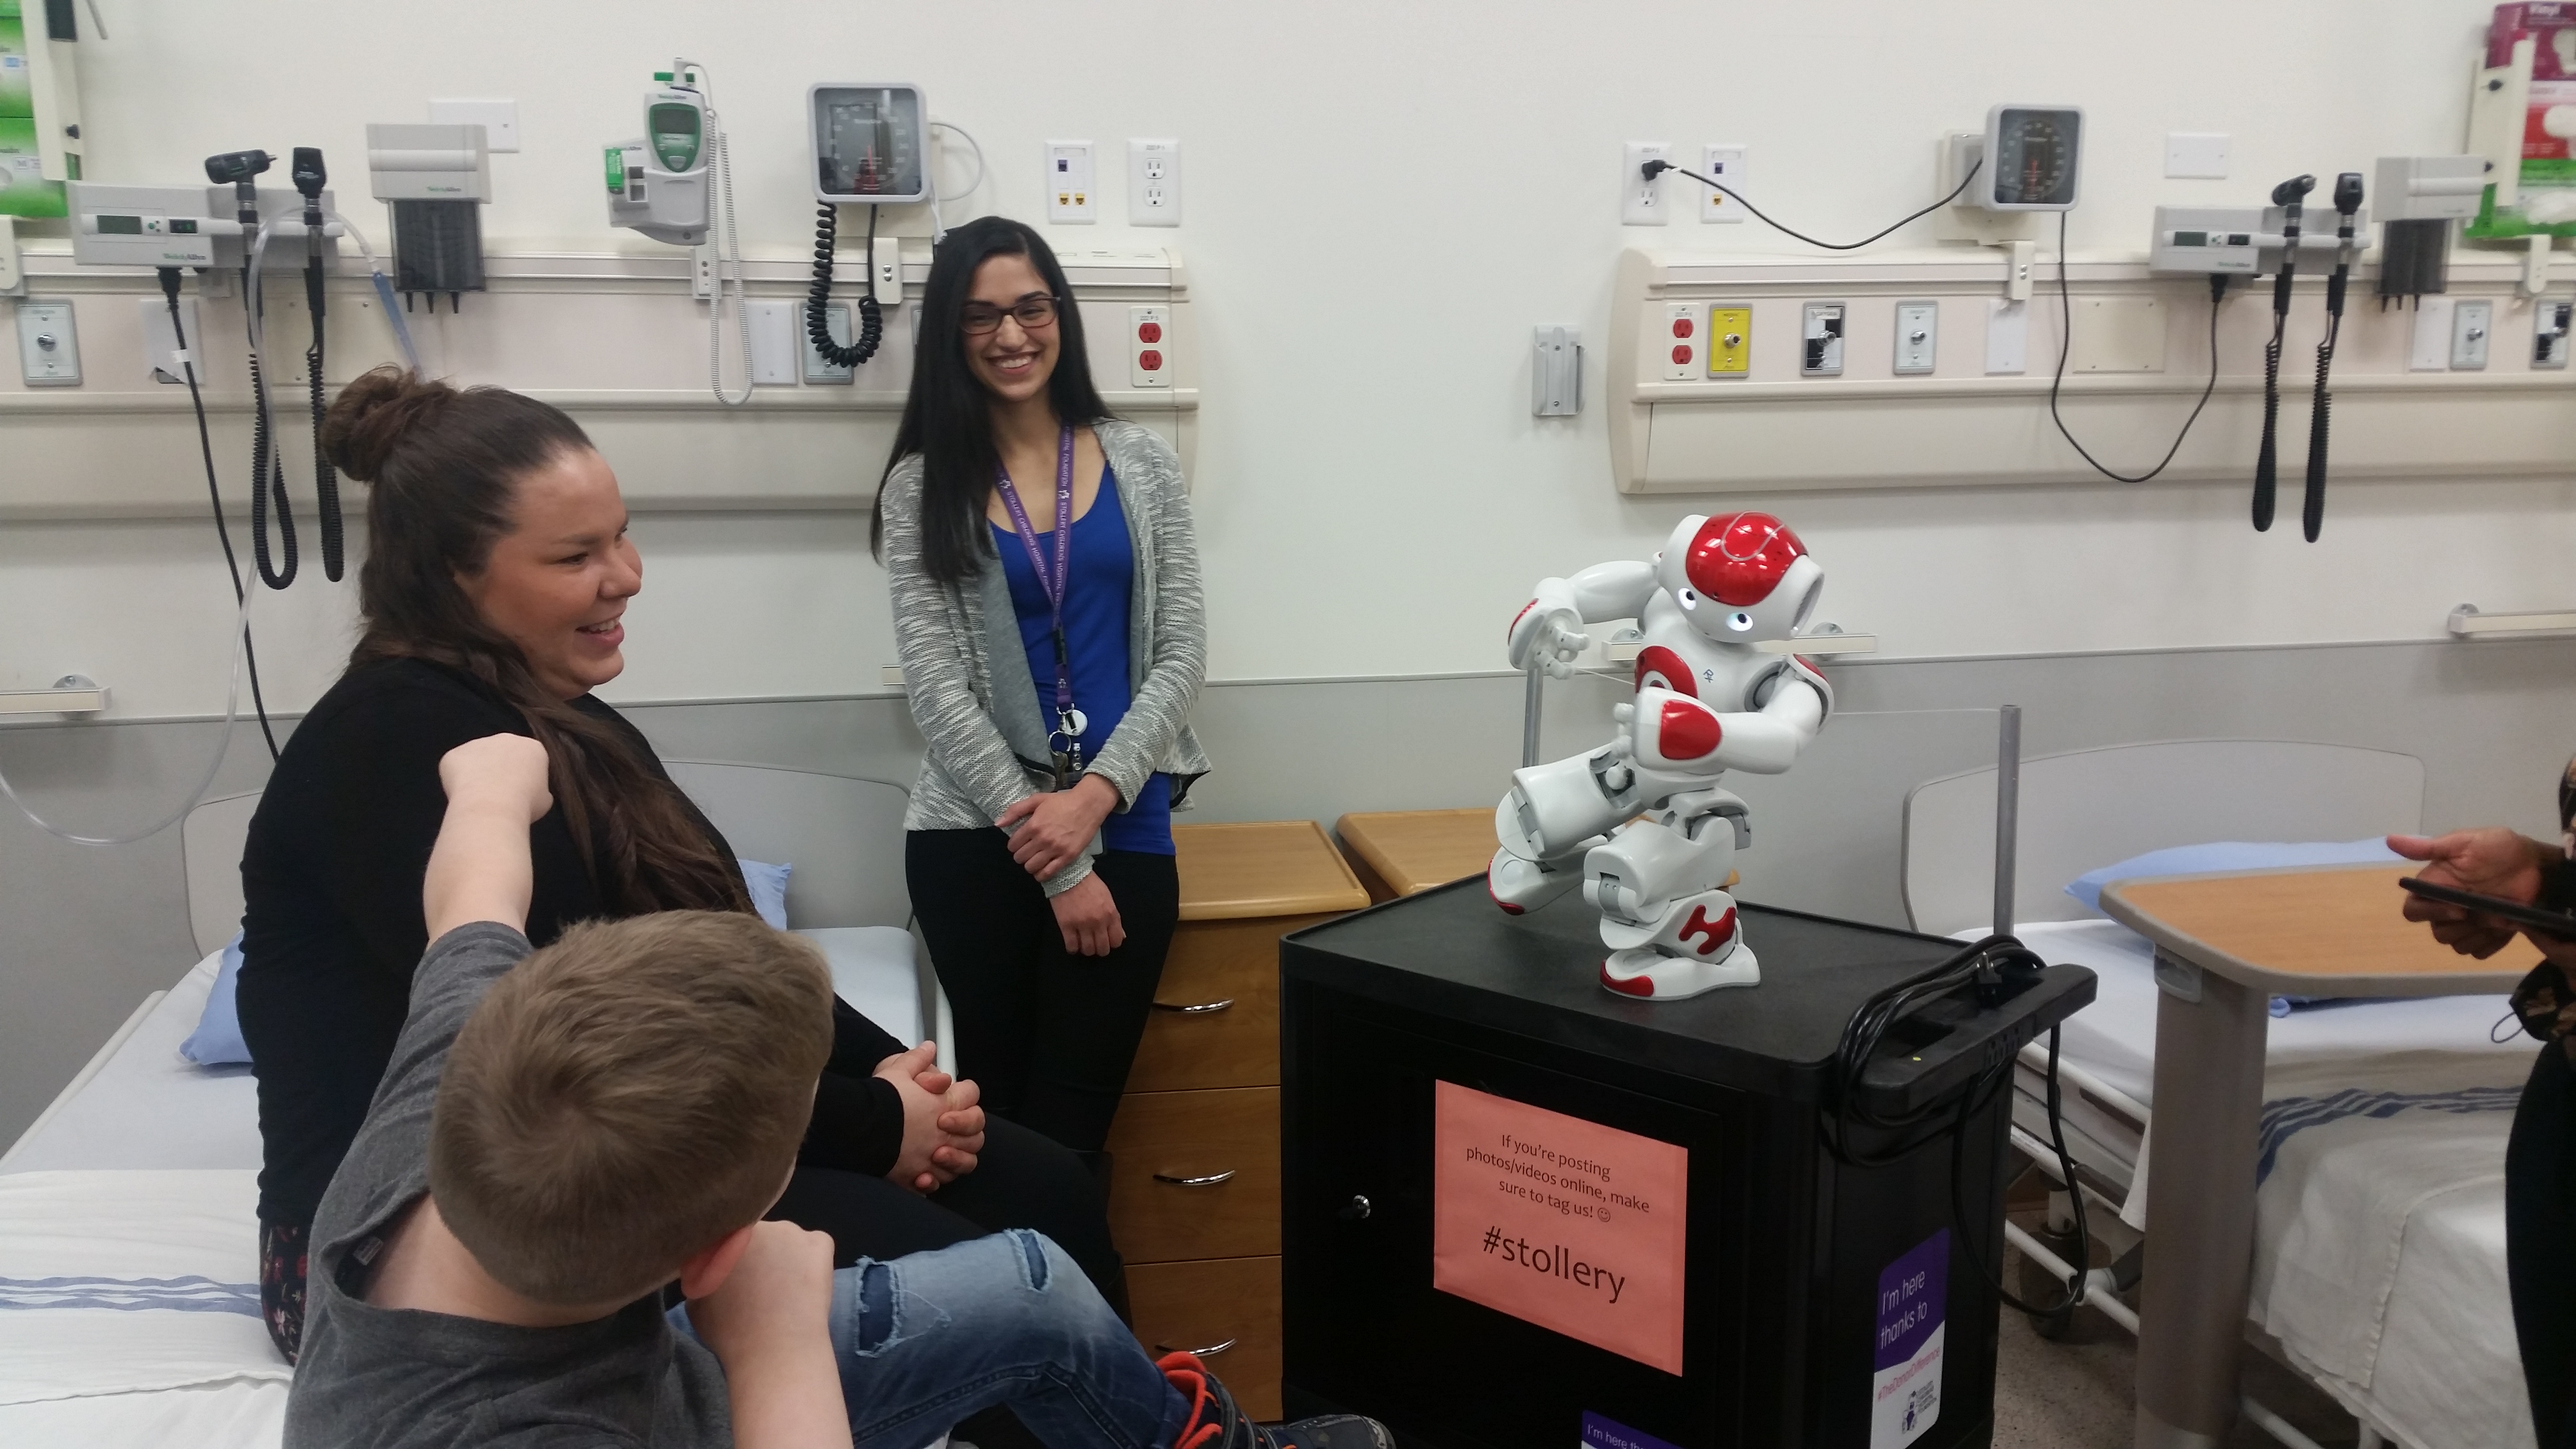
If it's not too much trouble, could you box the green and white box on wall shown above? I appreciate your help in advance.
[0,0,66,218]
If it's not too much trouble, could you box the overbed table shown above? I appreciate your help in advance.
[2096,862,2536,1449]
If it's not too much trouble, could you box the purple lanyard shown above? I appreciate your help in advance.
[993,426,1082,746]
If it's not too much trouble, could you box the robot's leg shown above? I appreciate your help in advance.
[1596,888,1759,999]
[1486,755,1629,915]
[1488,842,1594,914]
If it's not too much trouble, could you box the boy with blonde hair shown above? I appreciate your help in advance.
[283,733,1385,1449]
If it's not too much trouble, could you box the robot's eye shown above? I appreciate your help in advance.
[1676,588,1698,609]
[1727,612,1755,631]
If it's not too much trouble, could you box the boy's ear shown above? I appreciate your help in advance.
[677,1221,760,1301]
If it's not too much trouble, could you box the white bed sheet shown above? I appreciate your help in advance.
[1,952,261,1176]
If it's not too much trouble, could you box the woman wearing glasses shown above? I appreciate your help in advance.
[874,216,1208,1177]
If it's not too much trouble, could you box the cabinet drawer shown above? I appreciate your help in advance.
[1105,1086,1280,1262]
[1129,915,1327,1093]
[1128,1256,1282,1422]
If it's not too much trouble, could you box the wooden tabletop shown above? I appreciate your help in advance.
[1335,808,1497,899]
[1172,820,1370,922]
[2097,862,2538,997]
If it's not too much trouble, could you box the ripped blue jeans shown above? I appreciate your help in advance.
[672,1229,1190,1449]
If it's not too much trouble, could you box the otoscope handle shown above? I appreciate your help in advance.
[2303,368,2331,541]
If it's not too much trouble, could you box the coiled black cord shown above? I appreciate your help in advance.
[305,246,343,581]
[807,202,885,368]
[161,269,280,760]
[245,332,298,590]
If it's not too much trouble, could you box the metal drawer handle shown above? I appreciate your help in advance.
[1154,1336,1237,1358]
[1151,998,1235,1014]
[1151,1168,1239,1187]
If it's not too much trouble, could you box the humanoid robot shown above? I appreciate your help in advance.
[1489,512,1832,1000]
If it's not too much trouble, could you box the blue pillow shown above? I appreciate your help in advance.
[180,932,252,1067]
[2063,838,2400,914]
[740,858,793,931]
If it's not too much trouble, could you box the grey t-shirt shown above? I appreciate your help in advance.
[284,922,733,1448]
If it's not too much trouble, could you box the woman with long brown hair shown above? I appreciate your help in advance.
[237,367,1122,1371]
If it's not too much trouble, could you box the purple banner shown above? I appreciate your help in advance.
[1872,1229,1948,1373]
[1581,1411,1685,1449]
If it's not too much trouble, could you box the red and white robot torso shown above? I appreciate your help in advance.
[1489,513,1835,1000]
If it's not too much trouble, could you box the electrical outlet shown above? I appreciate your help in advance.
[2537,300,2573,368]
[1622,141,1671,225]
[1893,300,1937,374]
[1700,145,1747,223]
[1659,302,1698,379]
[16,298,79,386]
[804,301,854,385]
[1800,302,1846,376]
[2452,298,2494,370]
[1707,306,1751,377]
[691,245,718,300]
[1046,141,1096,223]
[1128,138,1181,226]
[1129,305,1170,387]
[1985,299,2029,375]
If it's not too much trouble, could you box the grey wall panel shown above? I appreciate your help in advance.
[6,636,2576,1145]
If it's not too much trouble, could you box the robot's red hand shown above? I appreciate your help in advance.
[1628,688,1723,766]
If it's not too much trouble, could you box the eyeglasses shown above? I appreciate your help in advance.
[959,293,1062,335]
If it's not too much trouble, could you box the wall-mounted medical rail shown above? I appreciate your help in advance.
[2447,603,2576,639]
[0,676,110,715]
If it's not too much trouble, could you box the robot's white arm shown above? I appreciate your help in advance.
[1506,561,1658,676]
[1707,677,1825,774]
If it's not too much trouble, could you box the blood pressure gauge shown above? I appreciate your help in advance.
[808,83,930,205]
[1980,104,2083,211]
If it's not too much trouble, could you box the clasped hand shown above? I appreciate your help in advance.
[873,1042,985,1193]
[997,775,1128,957]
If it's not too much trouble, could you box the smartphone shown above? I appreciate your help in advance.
[2398,875,2576,939]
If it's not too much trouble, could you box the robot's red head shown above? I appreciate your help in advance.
[1684,513,1807,606]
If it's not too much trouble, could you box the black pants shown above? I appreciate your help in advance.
[907,829,1180,1153]
[772,1113,1126,1319]
[2511,1042,2576,1449]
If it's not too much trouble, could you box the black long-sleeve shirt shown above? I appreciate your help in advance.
[237,657,904,1229]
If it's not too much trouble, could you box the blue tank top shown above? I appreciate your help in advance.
[992,465,1175,855]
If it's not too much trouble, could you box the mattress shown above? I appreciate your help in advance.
[0,951,259,1176]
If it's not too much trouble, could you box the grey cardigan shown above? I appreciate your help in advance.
[881,418,1211,896]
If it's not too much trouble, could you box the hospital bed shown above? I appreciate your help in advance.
[0,761,942,1448]
[1903,739,2536,1449]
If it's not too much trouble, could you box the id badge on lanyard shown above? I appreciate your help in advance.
[995,427,1088,789]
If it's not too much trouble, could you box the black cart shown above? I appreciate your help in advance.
[1279,879,2094,1449]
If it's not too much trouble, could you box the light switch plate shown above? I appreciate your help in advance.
[428,98,520,153]
[2409,297,2455,370]
[1532,325,1580,415]
[1700,144,1746,223]
[804,301,854,385]
[1893,300,1937,374]
[2164,132,2229,179]
[1985,299,2029,375]
[2536,300,2574,369]
[16,297,80,386]
[871,235,901,306]
[137,295,200,383]
[744,300,802,385]
[1128,138,1181,226]
[2451,298,2493,370]
[1046,141,1096,223]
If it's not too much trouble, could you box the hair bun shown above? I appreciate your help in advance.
[321,366,457,482]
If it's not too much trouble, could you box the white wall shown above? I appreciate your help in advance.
[5,0,2568,716]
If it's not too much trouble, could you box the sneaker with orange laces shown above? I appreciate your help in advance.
[1157,1352,1393,1449]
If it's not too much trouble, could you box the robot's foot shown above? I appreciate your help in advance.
[1598,944,1761,1000]
[1487,845,1589,916]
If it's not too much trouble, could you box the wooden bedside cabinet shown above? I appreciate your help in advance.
[1108,820,1367,1420]
[1334,808,1497,902]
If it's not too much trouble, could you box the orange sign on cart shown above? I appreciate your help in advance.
[1430,1080,1689,1374]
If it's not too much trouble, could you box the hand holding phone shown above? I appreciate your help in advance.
[2398,875,2576,943]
